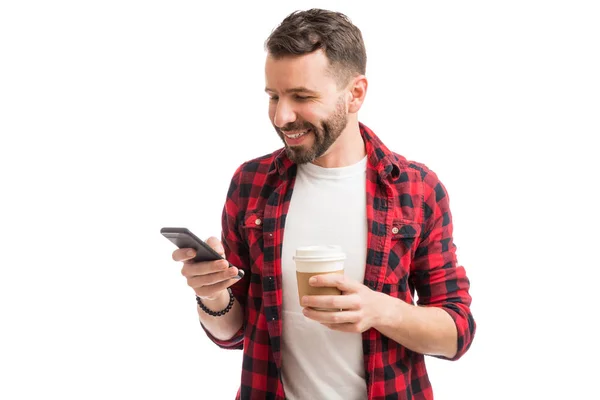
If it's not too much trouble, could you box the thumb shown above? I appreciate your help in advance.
[205,236,225,257]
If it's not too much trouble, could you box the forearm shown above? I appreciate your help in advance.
[198,290,244,341]
[373,293,458,359]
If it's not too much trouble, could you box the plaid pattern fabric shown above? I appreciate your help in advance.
[201,123,475,400]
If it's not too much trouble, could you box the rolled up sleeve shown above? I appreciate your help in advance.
[200,323,244,350]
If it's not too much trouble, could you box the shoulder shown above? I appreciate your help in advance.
[225,148,287,206]
[390,152,444,190]
[388,153,452,226]
[231,148,284,181]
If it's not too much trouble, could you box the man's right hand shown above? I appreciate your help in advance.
[174,236,241,301]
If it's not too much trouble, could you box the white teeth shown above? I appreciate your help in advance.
[284,129,309,139]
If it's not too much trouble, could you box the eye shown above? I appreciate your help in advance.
[269,96,279,102]
[294,95,311,101]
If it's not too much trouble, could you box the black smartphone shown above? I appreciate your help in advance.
[160,227,244,279]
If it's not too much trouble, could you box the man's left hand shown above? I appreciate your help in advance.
[301,273,386,333]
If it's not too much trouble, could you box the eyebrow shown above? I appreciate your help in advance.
[264,87,319,95]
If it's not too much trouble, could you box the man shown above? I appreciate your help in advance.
[173,8,475,400]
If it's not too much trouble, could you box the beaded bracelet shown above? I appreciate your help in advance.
[196,288,235,317]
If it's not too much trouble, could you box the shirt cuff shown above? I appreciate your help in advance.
[200,321,244,350]
[433,303,476,361]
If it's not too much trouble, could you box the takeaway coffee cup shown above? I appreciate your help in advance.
[293,245,346,311]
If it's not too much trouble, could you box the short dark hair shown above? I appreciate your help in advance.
[265,9,367,87]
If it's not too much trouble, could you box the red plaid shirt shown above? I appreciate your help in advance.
[202,123,475,399]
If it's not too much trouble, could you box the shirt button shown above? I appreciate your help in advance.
[391,226,399,234]
[255,218,262,226]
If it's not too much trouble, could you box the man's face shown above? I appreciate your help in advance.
[265,50,349,164]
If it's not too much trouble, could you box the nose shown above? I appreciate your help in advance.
[273,99,296,128]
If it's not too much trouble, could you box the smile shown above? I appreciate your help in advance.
[284,129,311,139]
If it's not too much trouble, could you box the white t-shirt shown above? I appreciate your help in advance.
[280,156,369,400]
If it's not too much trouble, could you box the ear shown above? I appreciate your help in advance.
[347,75,368,114]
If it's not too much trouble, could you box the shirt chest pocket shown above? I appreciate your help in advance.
[241,211,265,271]
[383,221,421,293]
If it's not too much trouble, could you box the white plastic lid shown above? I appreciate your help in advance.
[293,245,346,262]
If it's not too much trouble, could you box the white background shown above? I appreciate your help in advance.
[1,1,598,399]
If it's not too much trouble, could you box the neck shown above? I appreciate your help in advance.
[312,119,366,168]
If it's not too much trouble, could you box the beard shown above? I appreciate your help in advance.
[274,97,348,164]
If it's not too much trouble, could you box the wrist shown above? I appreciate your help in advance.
[372,292,402,330]
[200,289,230,308]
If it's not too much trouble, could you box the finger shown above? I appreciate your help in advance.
[302,308,362,324]
[187,267,240,287]
[172,248,197,262]
[205,236,225,257]
[301,294,361,310]
[181,259,229,277]
[309,274,357,292]
[194,277,240,298]
[323,323,362,333]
